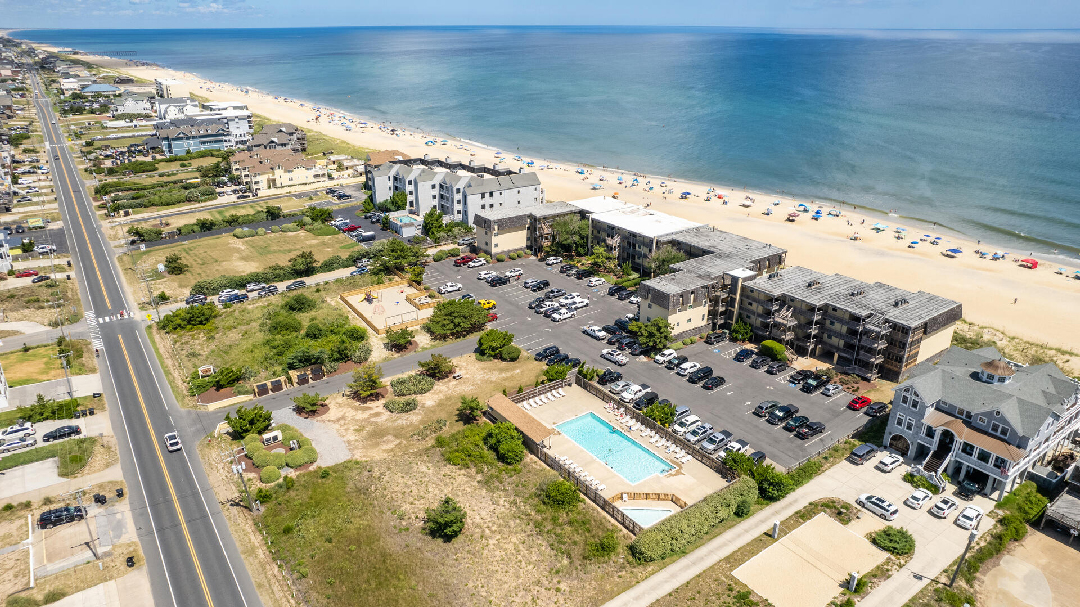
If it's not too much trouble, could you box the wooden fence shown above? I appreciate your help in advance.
[607,492,688,509]
[508,377,574,404]
[533,446,644,535]
[573,374,739,481]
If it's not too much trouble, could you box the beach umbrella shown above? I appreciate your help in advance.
[935,236,943,240]
[910,241,919,245]
[895,227,907,232]
[681,191,691,196]
[947,249,963,255]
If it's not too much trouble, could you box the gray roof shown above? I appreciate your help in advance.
[156,97,195,106]
[904,346,1079,437]
[641,271,715,295]
[464,172,541,195]
[668,225,783,260]
[529,201,578,219]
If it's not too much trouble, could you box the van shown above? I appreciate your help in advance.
[672,414,701,436]
[848,444,877,465]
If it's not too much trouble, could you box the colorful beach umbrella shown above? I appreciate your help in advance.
[947,249,963,254]
[910,241,919,245]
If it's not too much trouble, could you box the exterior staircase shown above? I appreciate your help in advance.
[915,445,953,493]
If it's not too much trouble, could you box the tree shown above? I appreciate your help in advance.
[551,215,588,257]
[628,318,673,352]
[163,253,189,275]
[872,526,916,556]
[305,206,332,224]
[477,329,514,358]
[645,244,687,277]
[292,392,326,414]
[423,299,490,339]
[385,327,415,351]
[587,244,617,273]
[264,205,283,220]
[407,265,424,284]
[348,363,384,400]
[456,395,485,423]
[418,353,454,379]
[643,402,677,427]
[754,464,795,501]
[484,422,525,464]
[195,217,216,232]
[19,239,35,253]
[544,364,571,382]
[540,479,582,510]
[380,214,391,230]
[760,340,787,362]
[389,190,408,211]
[364,238,424,275]
[731,317,753,342]
[422,207,445,238]
[424,496,466,541]
[289,250,318,276]
[223,404,273,437]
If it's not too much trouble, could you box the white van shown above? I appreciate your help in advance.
[672,414,701,436]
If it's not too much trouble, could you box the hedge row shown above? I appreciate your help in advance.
[384,397,419,413]
[390,374,436,396]
[629,477,758,562]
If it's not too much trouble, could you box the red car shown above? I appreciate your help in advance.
[453,254,477,267]
[848,396,871,410]
[342,225,359,232]
[15,270,38,278]
[487,312,499,322]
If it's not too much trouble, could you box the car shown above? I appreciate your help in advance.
[801,376,828,394]
[478,299,497,310]
[286,280,306,291]
[702,376,726,390]
[749,451,768,465]
[865,402,890,417]
[601,349,628,366]
[724,439,751,455]
[613,336,637,351]
[222,293,249,304]
[753,401,780,417]
[608,284,628,296]
[876,453,903,472]
[795,421,826,439]
[654,349,677,365]
[704,331,729,345]
[1,422,35,440]
[41,425,81,442]
[955,506,984,530]
[930,497,959,519]
[31,275,51,283]
[350,268,368,276]
[583,326,609,340]
[666,355,689,370]
[686,423,714,444]
[487,312,499,322]
[467,258,488,268]
[547,353,570,366]
[767,404,800,425]
[457,236,476,246]
[627,342,647,357]
[783,415,809,431]
[608,380,632,394]
[34,244,56,254]
[544,256,563,266]
[523,279,541,289]
[627,295,641,304]
[504,268,523,278]
[597,369,622,385]
[848,444,877,464]
[558,292,582,305]
[163,431,182,452]
[733,349,755,362]
[543,304,564,318]
[672,414,702,436]
[1,436,37,453]
[534,345,560,361]
[477,270,497,281]
[957,480,982,501]
[259,285,280,297]
[37,506,87,529]
[535,301,558,315]
[632,392,659,411]
[544,288,567,300]
[856,494,899,521]
[765,362,789,375]
[700,431,730,453]
[904,488,933,510]
[453,255,477,267]
[676,361,701,376]
[848,396,872,410]
[488,276,511,287]
[565,298,589,310]
[529,279,551,291]
[821,384,843,397]
[613,318,632,332]
[551,309,575,322]
[687,366,713,383]
[586,277,606,287]
[620,384,647,403]
[559,264,575,273]
[185,294,207,306]
[342,224,359,232]
[15,270,38,278]
[460,294,475,301]
[749,356,771,369]
[245,282,268,292]
[790,369,814,383]
[616,289,635,301]
[528,296,547,309]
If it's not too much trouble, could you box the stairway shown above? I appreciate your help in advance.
[924,453,945,473]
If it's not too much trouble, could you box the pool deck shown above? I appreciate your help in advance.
[530,385,729,507]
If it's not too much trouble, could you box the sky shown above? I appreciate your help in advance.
[2,0,1080,30]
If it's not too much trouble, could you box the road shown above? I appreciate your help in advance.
[30,72,262,607]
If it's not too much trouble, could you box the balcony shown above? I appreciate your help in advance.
[856,350,885,364]
[859,335,888,349]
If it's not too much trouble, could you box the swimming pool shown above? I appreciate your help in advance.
[556,412,674,484]
[621,507,675,528]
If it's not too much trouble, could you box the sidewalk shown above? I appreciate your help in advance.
[0,322,89,353]
[49,567,151,607]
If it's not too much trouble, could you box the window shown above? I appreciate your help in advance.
[956,407,967,418]
[924,424,934,439]
[977,449,992,464]
[901,394,910,405]
[993,456,1007,469]
[964,410,973,421]
[896,413,906,428]
[977,416,987,425]
[905,417,915,432]
[960,442,976,456]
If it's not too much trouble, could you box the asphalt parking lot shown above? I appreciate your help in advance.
[425,256,877,470]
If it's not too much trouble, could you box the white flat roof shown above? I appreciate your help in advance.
[565,196,633,215]
[590,206,703,238]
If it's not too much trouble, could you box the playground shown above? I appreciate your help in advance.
[340,281,437,334]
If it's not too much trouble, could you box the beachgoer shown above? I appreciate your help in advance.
[1013,298,1018,304]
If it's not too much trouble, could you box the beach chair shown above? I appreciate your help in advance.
[555,388,566,398]
[667,444,677,453]
[598,485,606,492]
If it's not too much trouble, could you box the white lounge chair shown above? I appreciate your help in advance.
[598,484,606,492]
[555,388,566,397]
[667,444,677,453]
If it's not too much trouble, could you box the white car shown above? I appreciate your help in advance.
[904,488,933,509]
[723,439,750,455]
[466,258,488,268]
[565,298,589,310]
[955,506,984,530]
[654,349,677,365]
[1,421,35,440]
[620,384,646,403]
[601,349,628,366]
[672,414,701,436]
[438,282,462,294]
[676,361,701,376]
[34,244,56,254]
[558,293,582,305]
[628,295,641,305]
[876,454,903,473]
[583,326,609,340]
[25,187,40,193]
[504,268,523,278]
[245,282,268,292]
[822,384,843,397]
[544,256,563,266]
[163,432,182,452]
[930,497,959,519]
[856,494,899,521]
[218,288,239,298]
[607,380,632,394]
[477,270,497,281]
[1,436,37,453]
[551,309,575,322]
[586,277,606,287]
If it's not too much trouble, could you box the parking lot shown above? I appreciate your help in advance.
[425,256,878,470]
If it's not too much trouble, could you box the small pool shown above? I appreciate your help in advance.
[621,507,675,528]
[556,412,674,484]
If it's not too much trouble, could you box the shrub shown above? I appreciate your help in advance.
[754,464,795,501]
[586,530,620,559]
[446,247,461,256]
[543,364,571,382]
[417,353,454,378]
[477,329,514,358]
[496,253,506,262]
[998,481,1048,521]
[457,396,485,423]
[539,478,581,510]
[759,339,787,361]
[643,402,676,427]
[271,225,281,233]
[384,397,419,413]
[351,342,373,363]
[225,404,272,437]
[424,496,467,541]
[484,422,525,464]
[432,250,448,262]
[390,374,435,396]
[499,344,521,361]
[412,419,449,441]
[788,459,823,488]
[280,223,301,233]
[629,477,758,562]
[872,526,915,555]
[283,293,318,313]
[436,425,496,468]
[734,497,753,517]
[285,446,319,468]
[254,487,273,503]
[291,392,326,414]
[903,472,940,494]
[260,466,281,484]
[158,304,219,332]
[385,327,415,351]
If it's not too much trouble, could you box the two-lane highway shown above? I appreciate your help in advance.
[30,72,262,607]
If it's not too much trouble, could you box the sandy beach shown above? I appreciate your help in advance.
[39,48,1080,353]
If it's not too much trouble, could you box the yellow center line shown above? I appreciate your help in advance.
[38,92,112,309]
[117,335,215,607]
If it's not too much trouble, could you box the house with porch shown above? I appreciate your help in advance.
[885,346,1080,500]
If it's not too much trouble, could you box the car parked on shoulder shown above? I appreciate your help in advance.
[930,497,959,519]
[856,494,899,521]
[955,506,984,530]
[904,488,933,510]
[286,280,307,291]
[245,282,268,292]
[31,275,51,283]
[876,453,903,472]
[1,436,37,453]
[795,421,826,439]
[185,294,207,305]
[1,422,35,440]
[15,270,38,278]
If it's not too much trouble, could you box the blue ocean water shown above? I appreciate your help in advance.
[16,27,1080,253]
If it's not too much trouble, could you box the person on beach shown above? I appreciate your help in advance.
[1014,298,1018,304]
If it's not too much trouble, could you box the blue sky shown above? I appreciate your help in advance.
[3,0,1080,30]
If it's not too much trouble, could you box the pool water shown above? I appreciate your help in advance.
[556,412,674,484]
[621,507,675,528]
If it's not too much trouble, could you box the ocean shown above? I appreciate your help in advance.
[15,27,1080,254]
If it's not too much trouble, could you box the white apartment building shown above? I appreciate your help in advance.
[154,78,189,98]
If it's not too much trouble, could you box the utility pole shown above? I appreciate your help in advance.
[224,447,256,513]
[132,260,161,321]
[24,514,34,588]
[53,351,74,403]
[949,529,979,587]
[61,486,98,560]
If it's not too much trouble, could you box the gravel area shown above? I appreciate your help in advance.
[272,408,351,467]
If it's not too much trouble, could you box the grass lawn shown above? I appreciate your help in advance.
[92,136,146,150]
[0,278,83,326]
[0,340,96,387]
[0,437,98,476]
[156,156,220,172]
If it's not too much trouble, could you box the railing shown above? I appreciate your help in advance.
[508,377,574,404]
[573,374,739,481]
[533,446,643,535]
[859,335,888,349]
[608,492,689,509]
[857,350,885,364]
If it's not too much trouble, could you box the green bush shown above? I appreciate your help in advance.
[586,530,620,559]
[6,595,41,607]
[424,496,467,541]
[872,526,915,555]
[496,254,506,262]
[254,487,273,503]
[629,477,758,561]
[279,223,301,233]
[543,364,571,382]
[390,374,436,396]
[260,466,281,484]
[432,250,448,262]
[158,304,219,332]
[42,589,67,604]
[539,479,582,509]
[285,446,318,468]
[788,459,823,488]
[436,424,496,469]
[446,248,461,256]
[734,497,753,517]
[759,340,787,362]
[499,344,521,361]
[998,481,1048,521]
[485,422,525,464]
[903,472,941,494]
[351,342,373,363]
[384,397,419,413]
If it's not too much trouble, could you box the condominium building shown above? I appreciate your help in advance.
[472,201,580,256]
[154,78,189,98]
[110,92,151,116]
[230,150,328,196]
[566,196,703,274]
[885,346,1080,500]
[248,123,307,153]
[154,97,199,121]
[147,120,229,156]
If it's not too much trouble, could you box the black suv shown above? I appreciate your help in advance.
[665,355,688,370]
[597,369,623,385]
[528,296,546,309]
[733,349,755,362]
[632,392,659,411]
[749,356,770,369]
[529,279,550,292]
[601,325,623,336]
[767,404,800,425]
[687,366,713,384]
[613,318,632,332]
[790,369,814,383]
[488,276,510,287]
[704,331,728,344]
[608,284,628,296]
[185,294,207,305]
[801,375,828,394]
[796,421,826,439]
[533,345,560,361]
[865,402,889,417]
[42,425,81,442]
[286,280,307,291]
[616,289,635,301]
[37,506,87,529]
[559,264,576,273]
[547,353,570,366]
